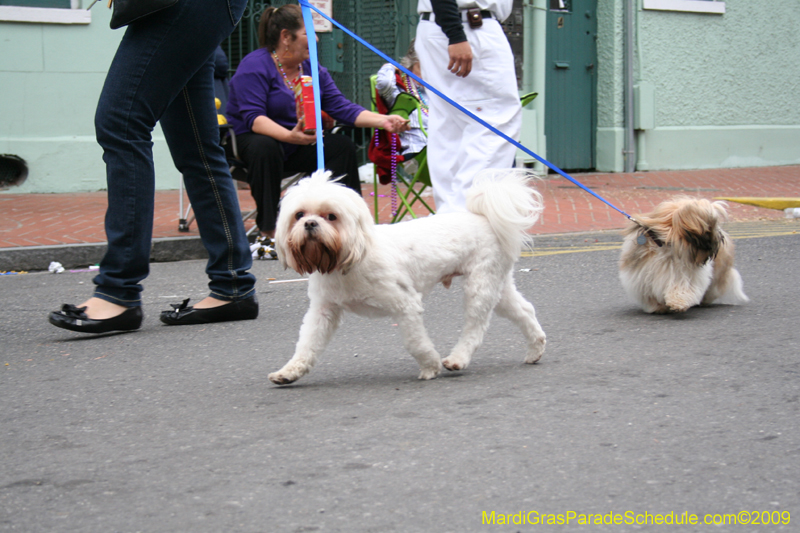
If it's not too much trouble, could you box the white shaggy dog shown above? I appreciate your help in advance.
[269,169,547,385]
[619,197,748,313]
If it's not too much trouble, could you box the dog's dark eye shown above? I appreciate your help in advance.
[327,213,337,222]
[295,211,304,220]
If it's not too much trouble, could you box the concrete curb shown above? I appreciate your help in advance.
[0,236,208,272]
[716,197,800,210]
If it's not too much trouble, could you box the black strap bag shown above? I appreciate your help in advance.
[110,0,178,29]
[89,0,179,30]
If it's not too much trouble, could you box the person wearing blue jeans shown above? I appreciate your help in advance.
[49,0,258,334]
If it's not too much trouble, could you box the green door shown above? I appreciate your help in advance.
[545,0,597,171]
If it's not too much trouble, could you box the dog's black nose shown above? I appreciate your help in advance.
[305,220,318,231]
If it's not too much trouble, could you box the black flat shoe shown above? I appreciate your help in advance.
[159,295,259,326]
[48,304,143,334]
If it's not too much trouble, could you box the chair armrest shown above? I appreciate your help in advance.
[219,123,240,160]
[388,93,419,122]
[520,92,538,107]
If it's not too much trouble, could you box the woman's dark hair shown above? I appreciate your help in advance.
[258,4,303,50]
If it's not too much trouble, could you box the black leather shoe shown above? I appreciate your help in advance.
[159,295,259,325]
[48,304,143,334]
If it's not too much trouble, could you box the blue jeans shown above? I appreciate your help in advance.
[93,0,254,306]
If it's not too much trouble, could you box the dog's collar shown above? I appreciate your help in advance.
[637,228,664,247]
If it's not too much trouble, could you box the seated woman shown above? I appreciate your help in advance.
[226,4,408,244]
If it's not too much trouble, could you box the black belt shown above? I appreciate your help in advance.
[420,10,494,23]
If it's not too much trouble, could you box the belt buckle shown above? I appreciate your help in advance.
[466,7,482,28]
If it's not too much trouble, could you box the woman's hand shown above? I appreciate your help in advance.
[354,110,410,133]
[285,121,317,145]
[251,116,316,145]
[381,114,411,134]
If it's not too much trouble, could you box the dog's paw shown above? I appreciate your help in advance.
[665,292,699,313]
[417,363,442,380]
[667,304,690,313]
[524,339,546,364]
[665,299,691,313]
[442,356,469,372]
[268,364,309,385]
[268,372,296,385]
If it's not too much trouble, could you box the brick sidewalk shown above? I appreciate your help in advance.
[1,165,797,249]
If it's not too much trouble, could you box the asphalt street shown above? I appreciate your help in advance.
[1,223,798,532]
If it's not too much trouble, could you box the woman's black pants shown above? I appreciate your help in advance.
[234,131,361,233]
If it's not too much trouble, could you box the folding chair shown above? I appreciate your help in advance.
[369,74,433,224]
[368,73,538,224]
[178,100,303,236]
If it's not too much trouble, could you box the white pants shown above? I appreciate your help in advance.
[416,18,522,214]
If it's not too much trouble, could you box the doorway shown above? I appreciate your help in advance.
[544,0,597,171]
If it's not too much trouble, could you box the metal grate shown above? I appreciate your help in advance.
[220,0,524,164]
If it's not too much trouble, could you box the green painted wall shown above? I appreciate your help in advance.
[595,0,800,172]
[3,0,799,193]
[0,6,178,193]
[596,0,625,171]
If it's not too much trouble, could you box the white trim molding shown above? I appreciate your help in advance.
[0,5,91,24]
[642,0,726,14]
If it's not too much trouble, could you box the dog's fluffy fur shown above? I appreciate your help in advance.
[269,169,547,384]
[619,196,748,313]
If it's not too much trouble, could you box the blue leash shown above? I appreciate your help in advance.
[298,0,635,222]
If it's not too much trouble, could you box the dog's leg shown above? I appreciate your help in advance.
[664,280,703,312]
[441,275,503,371]
[493,276,547,364]
[664,291,696,312]
[648,299,671,314]
[268,304,343,385]
[396,311,443,380]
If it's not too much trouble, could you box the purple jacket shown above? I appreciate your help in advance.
[226,48,365,159]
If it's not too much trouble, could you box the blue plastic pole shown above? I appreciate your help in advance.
[299,0,325,170]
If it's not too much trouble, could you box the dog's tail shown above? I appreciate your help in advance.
[466,169,544,259]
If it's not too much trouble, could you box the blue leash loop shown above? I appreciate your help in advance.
[298,0,635,222]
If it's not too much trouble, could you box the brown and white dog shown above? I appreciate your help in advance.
[619,197,748,313]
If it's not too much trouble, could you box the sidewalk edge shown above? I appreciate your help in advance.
[0,237,208,272]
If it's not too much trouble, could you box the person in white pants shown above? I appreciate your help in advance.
[415,0,521,214]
